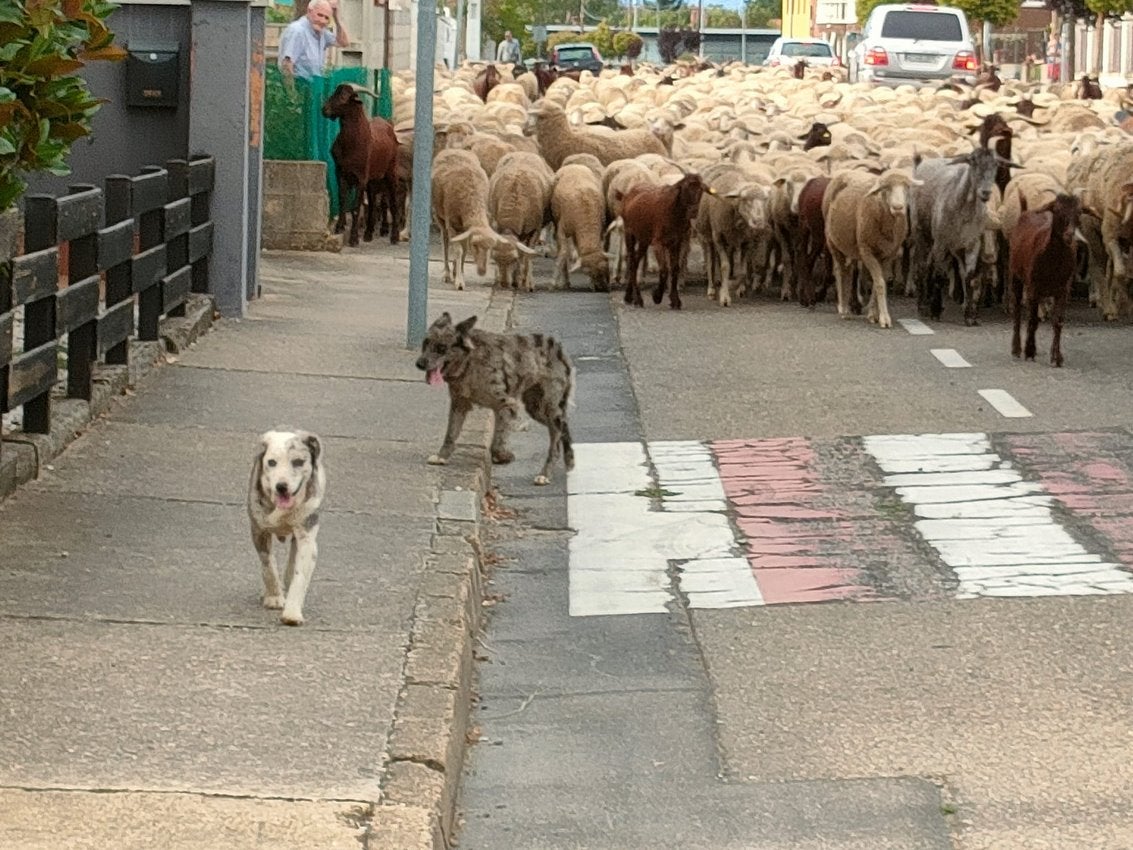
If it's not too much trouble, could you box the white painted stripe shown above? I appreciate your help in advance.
[898,318,934,335]
[864,433,1133,598]
[931,348,971,368]
[567,441,762,616]
[978,389,1033,418]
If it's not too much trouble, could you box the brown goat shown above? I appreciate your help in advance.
[1077,74,1103,100]
[619,173,711,310]
[321,84,400,247]
[473,64,502,102]
[1009,193,1086,367]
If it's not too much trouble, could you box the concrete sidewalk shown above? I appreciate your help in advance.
[0,244,506,849]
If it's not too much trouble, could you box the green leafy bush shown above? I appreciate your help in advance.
[0,0,125,211]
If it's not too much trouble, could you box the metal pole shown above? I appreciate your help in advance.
[407,0,436,348]
[455,0,465,63]
[741,3,746,63]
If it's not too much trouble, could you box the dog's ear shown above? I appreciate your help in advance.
[301,432,322,470]
[251,435,270,504]
[454,316,477,351]
[432,312,453,329]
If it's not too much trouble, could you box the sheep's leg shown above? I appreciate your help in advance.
[861,253,891,329]
[719,242,735,307]
[665,251,681,310]
[652,250,667,306]
[553,228,571,290]
[1050,292,1067,367]
[333,167,349,235]
[703,237,718,300]
[440,226,454,286]
[453,240,467,291]
[831,251,853,319]
[961,251,982,327]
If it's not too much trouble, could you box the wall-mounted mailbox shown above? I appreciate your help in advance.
[126,42,180,108]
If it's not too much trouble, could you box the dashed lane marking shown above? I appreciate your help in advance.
[898,318,934,335]
[978,388,1033,418]
[931,348,971,368]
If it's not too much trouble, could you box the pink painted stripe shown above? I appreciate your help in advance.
[711,438,882,604]
[1006,432,1133,567]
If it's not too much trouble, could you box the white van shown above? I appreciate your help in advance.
[848,3,977,87]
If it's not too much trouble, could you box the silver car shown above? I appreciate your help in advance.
[848,3,977,87]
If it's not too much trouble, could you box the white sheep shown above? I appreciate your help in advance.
[431,149,511,290]
[823,169,921,328]
[487,151,551,291]
[550,163,611,291]
[526,100,669,170]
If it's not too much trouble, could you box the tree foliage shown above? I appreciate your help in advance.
[613,29,644,59]
[743,0,780,27]
[0,0,126,211]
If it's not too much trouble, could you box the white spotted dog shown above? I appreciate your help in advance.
[247,430,326,626]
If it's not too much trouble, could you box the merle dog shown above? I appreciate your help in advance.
[416,313,575,485]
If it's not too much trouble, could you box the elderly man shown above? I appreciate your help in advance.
[496,30,521,64]
[278,0,350,81]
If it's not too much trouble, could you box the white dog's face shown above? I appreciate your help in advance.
[257,430,320,511]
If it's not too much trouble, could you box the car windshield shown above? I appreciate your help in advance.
[879,10,964,40]
[556,46,597,62]
[780,42,834,58]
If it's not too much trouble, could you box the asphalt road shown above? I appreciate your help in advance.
[457,270,1133,850]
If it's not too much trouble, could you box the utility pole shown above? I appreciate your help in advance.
[407,0,436,347]
[698,0,705,57]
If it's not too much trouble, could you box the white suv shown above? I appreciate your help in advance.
[849,3,977,87]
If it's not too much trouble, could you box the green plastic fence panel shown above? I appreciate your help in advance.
[262,65,389,218]
[376,67,394,120]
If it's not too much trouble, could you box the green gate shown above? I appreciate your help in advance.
[263,65,395,217]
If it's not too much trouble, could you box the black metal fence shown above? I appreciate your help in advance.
[0,155,215,465]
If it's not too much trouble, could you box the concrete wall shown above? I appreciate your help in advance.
[26,4,192,196]
[261,161,335,251]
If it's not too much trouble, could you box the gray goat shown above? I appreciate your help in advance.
[908,147,1011,325]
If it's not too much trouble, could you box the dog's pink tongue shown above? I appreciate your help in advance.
[426,368,444,387]
[275,493,294,510]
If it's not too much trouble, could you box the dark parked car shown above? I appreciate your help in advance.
[550,42,604,74]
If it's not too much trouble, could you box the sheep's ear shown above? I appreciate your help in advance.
[722,189,743,199]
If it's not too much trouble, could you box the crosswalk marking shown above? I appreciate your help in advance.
[566,435,1133,615]
[863,433,1133,598]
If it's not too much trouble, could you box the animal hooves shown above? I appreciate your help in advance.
[533,475,550,486]
[281,613,304,626]
[263,595,285,610]
[427,454,448,466]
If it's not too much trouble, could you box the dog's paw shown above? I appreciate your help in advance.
[491,450,515,465]
[262,594,285,610]
[280,611,304,626]
[533,474,550,486]
[427,454,448,466]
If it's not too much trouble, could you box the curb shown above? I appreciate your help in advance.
[371,289,515,850]
[0,295,216,504]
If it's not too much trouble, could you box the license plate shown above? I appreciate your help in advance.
[904,52,936,63]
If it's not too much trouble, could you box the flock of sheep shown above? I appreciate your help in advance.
[369,58,1133,353]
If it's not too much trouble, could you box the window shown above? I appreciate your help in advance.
[880,10,964,41]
